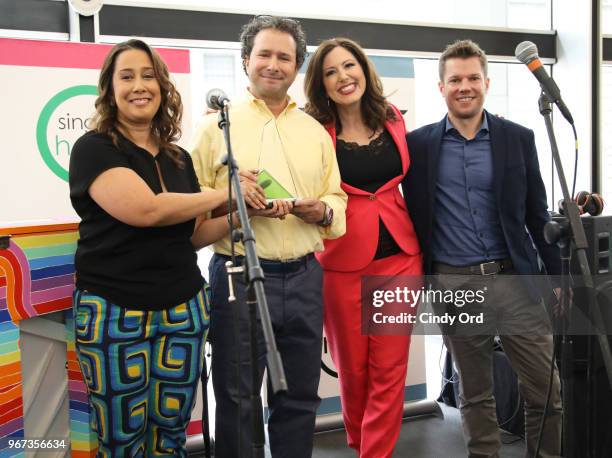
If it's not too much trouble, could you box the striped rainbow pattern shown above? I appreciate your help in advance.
[1,233,76,322]
[0,225,96,457]
[0,320,23,456]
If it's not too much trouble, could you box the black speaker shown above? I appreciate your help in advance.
[569,215,612,365]
[558,215,612,457]
[572,215,612,278]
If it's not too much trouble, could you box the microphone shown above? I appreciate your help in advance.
[515,41,574,124]
[206,88,230,111]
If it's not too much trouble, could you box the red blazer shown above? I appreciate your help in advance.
[317,105,421,272]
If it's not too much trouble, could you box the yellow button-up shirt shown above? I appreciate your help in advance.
[190,91,347,260]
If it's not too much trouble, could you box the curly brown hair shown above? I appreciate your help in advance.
[91,39,184,166]
[240,15,307,73]
[304,37,394,135]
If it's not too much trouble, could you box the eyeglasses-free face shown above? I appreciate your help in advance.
[322,46,367,109]
[112,49,161,129]
[244,28,299,104]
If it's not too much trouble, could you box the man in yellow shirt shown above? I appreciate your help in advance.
[190,15,346,458]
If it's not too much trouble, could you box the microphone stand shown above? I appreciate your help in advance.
[540,90,612,458]
[216,104,288,458]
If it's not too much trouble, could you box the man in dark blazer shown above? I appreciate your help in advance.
[403,40,562,457]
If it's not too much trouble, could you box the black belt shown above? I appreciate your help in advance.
[433,259,513,276]
[216,253,315,274]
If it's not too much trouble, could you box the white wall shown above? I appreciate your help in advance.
[552,1,593,202]
[113,0,551,29]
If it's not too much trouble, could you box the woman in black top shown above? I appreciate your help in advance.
[69,39,265,457]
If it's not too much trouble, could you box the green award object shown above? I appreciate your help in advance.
[257,169,296,202]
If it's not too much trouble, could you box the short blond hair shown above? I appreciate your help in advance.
[439,39,488,81]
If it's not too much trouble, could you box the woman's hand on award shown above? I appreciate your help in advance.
[238,169,267,210]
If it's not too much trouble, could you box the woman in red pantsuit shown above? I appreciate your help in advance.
[305,38,422,457]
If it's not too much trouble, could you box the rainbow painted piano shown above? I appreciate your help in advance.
[0,222,96,457]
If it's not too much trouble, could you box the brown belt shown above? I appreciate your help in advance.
[432,259,513,276]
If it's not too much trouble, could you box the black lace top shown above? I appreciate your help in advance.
[336,129,403,259]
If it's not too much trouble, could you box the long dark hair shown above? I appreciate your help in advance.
[91,39,184,166]
[304,37,394,135]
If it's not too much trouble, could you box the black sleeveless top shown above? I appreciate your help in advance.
[336,130,402,259]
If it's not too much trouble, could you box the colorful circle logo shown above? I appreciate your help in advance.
[36,85,98,181]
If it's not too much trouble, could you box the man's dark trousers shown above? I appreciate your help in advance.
[208,253,323,458]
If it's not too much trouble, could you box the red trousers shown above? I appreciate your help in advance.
[323,251,422,458]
